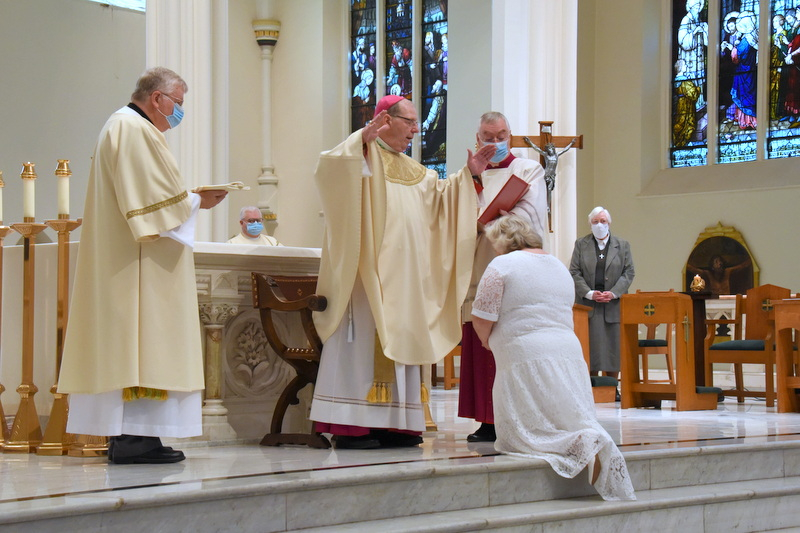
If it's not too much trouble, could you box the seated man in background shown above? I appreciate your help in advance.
[227,206,282,245]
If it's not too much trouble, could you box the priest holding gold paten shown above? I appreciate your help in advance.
[310,95,495,449]
[58,67,227,464]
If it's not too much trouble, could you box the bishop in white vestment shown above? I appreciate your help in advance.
[310,95,495,449]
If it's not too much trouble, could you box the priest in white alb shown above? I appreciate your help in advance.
[58,67,227,464]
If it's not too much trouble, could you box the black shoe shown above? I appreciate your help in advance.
[332,435,381,450]
[373,431,423,448]
[467,423,496,442]
[110,446,186,464]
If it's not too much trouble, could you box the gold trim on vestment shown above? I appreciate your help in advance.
[122,386,168,401]
[378,146,426,186]
[367,332,396,403]
[126,191,188,219]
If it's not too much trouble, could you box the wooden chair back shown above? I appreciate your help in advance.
[251,273,330,448]
[705,284,790,407]
[620,290,718,411]
[773,299,800,412]
[744,284,790,340]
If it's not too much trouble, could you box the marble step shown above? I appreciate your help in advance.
[294,475,800,532]
[2,441,800,532]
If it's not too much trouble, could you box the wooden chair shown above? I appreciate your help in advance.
[774,299,800,413]
[639,323,675,384]
[251,273,330,449]
[432,345,461,390]
[704,284,790,407]
[573,303,617,402]
[620,291,719,411]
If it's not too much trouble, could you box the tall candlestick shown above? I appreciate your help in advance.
[55,160,71,218]
[0,171,4,224]
[20,163,36,221]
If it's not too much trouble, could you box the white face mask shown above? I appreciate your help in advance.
[591,222,609,240]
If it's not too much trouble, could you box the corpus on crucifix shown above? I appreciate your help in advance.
[511,121,582,232]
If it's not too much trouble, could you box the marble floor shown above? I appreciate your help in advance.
[2,389,800,512]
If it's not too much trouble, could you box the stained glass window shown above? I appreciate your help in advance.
[351,0,377,132]
[385,1,413,98]
[670,0,800,167]
[767,0,800,158]
[719,1,758,163]
[349,0,448,178]
[420,0,447,178]
[670,0,709,167]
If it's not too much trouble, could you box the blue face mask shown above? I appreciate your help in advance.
[246,221,264,236]
[489,140,509,163]
[159,96,185,129]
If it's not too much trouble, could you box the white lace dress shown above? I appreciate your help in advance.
[472,250,635,501]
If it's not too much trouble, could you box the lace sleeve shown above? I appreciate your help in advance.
[471,265,504,321]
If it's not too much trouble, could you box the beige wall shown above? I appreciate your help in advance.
[6,0,796,292]
[577,0,800,293]
[0,0,145,233]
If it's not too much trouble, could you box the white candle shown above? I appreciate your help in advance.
[0,171,4,224]
[55,159,71,217]
[58,177,69,216]
[23,179,35,219]
[21,162,37,220]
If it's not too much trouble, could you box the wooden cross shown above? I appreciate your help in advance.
[511,121,583,232]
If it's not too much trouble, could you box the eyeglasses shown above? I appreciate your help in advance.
[392,114,420,128]
[478,133,509,143]
[243,218,263,224]
[162,93,184,107]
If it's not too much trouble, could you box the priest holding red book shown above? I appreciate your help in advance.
[458,111,549,442]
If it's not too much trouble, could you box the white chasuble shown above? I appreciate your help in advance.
[313,129,477,366]
[58,107,204,399]
[310,129,476,431]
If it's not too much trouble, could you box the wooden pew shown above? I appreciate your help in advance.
[620,291,718,411]
[573,303,616,402]
[774,299,800,413]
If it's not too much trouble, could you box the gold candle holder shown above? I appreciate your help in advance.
[0,224,11,447]
[37,217,82,455]
[4,221,48,452]
[67,434,108,458]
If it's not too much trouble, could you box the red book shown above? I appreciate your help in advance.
[477,175,530,225]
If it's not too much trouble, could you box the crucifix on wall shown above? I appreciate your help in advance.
[511,121,583,233]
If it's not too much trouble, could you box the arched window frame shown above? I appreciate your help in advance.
[669,0,800,168]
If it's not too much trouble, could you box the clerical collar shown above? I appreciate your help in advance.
[127,103,154,125]
[486,153,516,170]
[376,137,399,153]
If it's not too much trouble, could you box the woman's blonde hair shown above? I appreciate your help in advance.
[486,213,542,254]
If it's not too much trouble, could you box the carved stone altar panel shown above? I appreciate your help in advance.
[193,244,321,441]
[223,309,294,399]
[220,308,314,439]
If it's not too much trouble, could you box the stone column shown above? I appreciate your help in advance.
[253,19,281,235]
[196,269,243,441]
